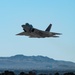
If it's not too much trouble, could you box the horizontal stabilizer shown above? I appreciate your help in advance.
[45,24,52,32]
[52,36,59,38]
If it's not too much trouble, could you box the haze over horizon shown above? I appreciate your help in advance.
[0,0,75,62]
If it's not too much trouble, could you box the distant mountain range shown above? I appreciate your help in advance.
[0,55,75,71]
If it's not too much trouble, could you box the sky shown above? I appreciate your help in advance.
[0,0,75,62]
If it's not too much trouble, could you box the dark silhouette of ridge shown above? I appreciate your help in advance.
[0,70,75,75]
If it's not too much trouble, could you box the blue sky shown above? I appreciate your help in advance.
[0,0,75,62]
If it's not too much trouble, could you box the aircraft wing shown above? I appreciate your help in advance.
[16,32,42,38]
[16,32,29,36]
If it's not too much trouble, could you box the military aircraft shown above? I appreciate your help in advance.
[16,23,62,38]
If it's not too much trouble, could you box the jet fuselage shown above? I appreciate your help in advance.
[16,23,62,38]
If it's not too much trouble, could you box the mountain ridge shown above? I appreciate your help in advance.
[0,54,75,71]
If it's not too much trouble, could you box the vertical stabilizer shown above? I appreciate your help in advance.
[45,24,52,32]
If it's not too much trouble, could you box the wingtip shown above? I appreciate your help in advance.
[16,33,20,35]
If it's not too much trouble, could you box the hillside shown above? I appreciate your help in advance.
[0,55,75,71]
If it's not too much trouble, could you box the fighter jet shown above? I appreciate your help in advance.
[16,23,62,38]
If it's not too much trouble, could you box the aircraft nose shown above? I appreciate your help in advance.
[21,25,25,28]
